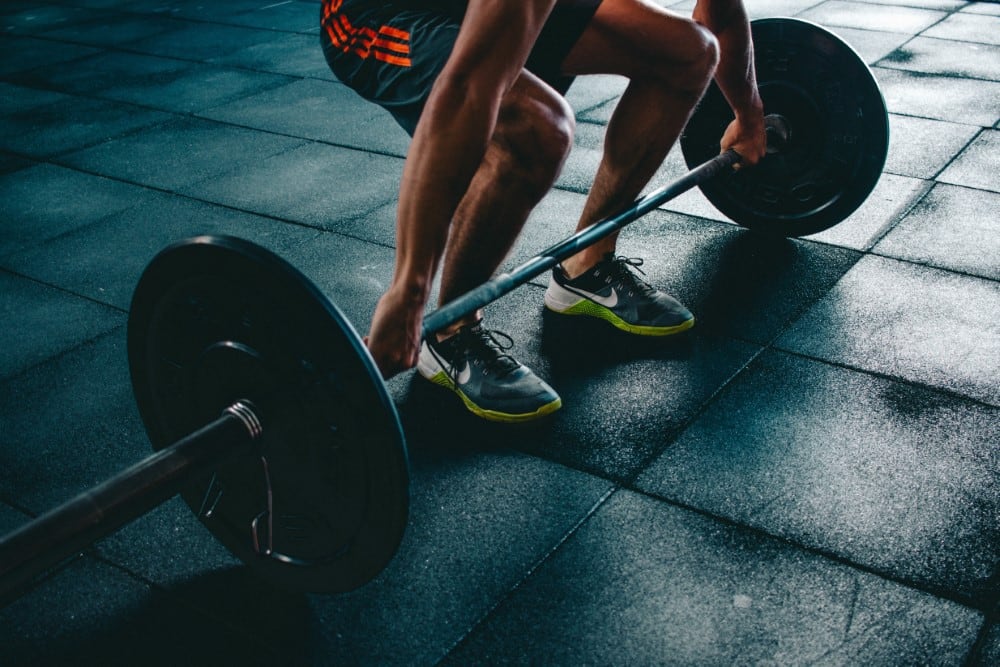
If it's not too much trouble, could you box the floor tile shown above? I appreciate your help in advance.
[94,495,244,589]
[445,491,982,665]
[879,36,1000,81]
[225,0,320,33]
[973,622,1000,666]
[962,1,1000,15]
[938,129,1000,193]
[180,142,404,227]
[564,75,627,117]
[0,329,138,505]
[0,35,101,76]
[0,83,68,114]
[524,328,761,480]
[60,116,306,191]
[39,12,182,48]
[776,255,1000,405]
[923,12,1000,45]
[743,0,834,17]
[102,61,293,114]
[0,504,29,537]
[198,78,411,157]
[0,151,35,175]
[0,163,149,257]
[8,49,193,98]
[882,113,981,179]
[799,0,948,34]
[369,276,761,481]
[857,0,966,8]
[574,210,863,343]
[323,199,399,249]
[0,558,276,666]
[875,67,1000,126]
[3,191,323,309]
[281,454,610,665]
[125,21,287,61]
[829,26,912,64]
[4,222,619,667]
[135,0,283,23]
[266,227,397,333]
[209,31,336,79]
[806,173,931,250]
[874,183,1000,280]
[0,4,102,35]
[637,350,1000,599]
[0,95,171,158]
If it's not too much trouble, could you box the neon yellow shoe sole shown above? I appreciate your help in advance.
[424,371,563,423]
[546,299,695,336]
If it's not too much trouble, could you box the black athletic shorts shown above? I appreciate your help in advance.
[320,0,602,135]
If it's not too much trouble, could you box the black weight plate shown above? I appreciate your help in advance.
[127,236,408,593]
[681,18,889,236]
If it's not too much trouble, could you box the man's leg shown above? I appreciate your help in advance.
[539,0,717,336]
[414,71,573,422]
[558,0,720,275]
[435,71,575,335]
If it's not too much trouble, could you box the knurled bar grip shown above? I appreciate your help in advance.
[421,149,742,339]
[0,402,261,605]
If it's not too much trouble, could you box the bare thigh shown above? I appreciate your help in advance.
[561,0,715,80]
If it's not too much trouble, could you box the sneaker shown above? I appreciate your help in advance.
[544,254,694,336]
[416,323,562,422]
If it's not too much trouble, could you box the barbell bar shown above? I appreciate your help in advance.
[0,17,889,604]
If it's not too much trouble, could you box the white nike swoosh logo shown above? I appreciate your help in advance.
[587,286,618,308]
[455,362,472,384]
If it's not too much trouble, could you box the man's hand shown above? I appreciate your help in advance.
[365,286,425,379]
[720,111,767,169]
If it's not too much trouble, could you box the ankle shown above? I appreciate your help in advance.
[562,250,612,280]
[434,315,481,342]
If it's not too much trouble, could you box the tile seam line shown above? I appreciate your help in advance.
[618,246,865,491]
[0,265,128,313]
[435,485,620,665]
[86,550,282,659]
[0,83,412,164]
[872,65,1000,84]
[619,484,993,613]
[769,345,1000,409]
[963,608,999,667]
[885,109,994,129]
[875,65,1000,84]
[19,152,401,252]
[183,113,409,161]
[0,541,283,658]
[860,178,937,251]
[924,127,990,183]
[864,249,1000,284]
[0,323,126,388]
[620,343,773,489]
[5,10,319,42]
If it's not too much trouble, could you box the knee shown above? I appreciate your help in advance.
[675,21,719,92]
[495,91,575,193]
[693,23,720,77]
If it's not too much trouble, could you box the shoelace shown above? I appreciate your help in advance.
[603,255,656,297]
[448,326,520,380]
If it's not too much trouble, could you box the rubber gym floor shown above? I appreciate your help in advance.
[1,1,998,665]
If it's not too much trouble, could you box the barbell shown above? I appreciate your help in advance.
[0,18,888,603]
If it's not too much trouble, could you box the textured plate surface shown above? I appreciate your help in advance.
[682,18,890,236]
[128,236,408,593]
